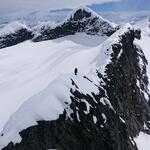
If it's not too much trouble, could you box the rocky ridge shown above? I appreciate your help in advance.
[1,24,150,150]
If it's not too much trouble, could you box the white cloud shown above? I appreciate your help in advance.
[0,0,120,14]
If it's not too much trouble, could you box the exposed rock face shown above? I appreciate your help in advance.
[0,22,33,49]
[2,26,150,150]
[33,7,117,42]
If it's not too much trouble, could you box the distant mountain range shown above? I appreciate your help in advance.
[0,7,118,48]
[0,8,149,28]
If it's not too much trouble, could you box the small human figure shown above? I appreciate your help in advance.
[149,17,150,28]
[74,68,78,75]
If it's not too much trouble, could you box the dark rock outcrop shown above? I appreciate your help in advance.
[0,22,33,49]
[2,26,150,150]
[33,7,117,42]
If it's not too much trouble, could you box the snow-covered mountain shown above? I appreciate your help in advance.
[0,7,117,49]
[0,6,150,150]
[33,6,118,42]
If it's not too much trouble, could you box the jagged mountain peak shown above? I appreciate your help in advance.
[64,6,116,28]
[64,6,100,21]
[0,7,118,47]
[33,7,118,42]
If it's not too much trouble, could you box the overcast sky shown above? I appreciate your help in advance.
[0,0,120,14]
[0,0,149,15]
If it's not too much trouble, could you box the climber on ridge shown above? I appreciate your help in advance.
[74,68,78,75]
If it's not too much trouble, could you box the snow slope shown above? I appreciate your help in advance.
[135,132,150,150]
[0,33,106,134]
[0,24,135,149]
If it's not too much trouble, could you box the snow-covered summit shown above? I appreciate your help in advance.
[67,6,100,18]
[33,6,118,42]
[63,6,117,28]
